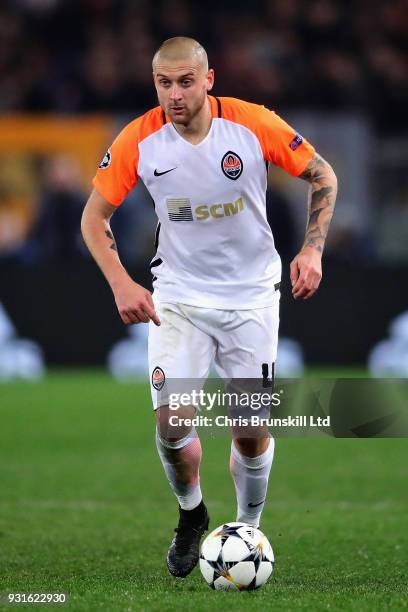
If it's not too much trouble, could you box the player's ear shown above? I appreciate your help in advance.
[206,68,215,92]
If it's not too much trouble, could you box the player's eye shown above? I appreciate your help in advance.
[182,80,192,86]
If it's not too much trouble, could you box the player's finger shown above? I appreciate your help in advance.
[120,311,133,325]
[302,283,318,299]
[126,310,141,324]
[145,293,161,325]
[293,263,320,295]
[145,291,155,309]
[292,272,306,294]
[293,287,307,299]
[294,278,317,299]
[290,260,299,287]
[135,308,150,323]
[298,273,321,299]
[143,301,161,326]
[293,279,311,299]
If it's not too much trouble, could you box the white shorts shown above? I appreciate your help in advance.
[148,292,280,409]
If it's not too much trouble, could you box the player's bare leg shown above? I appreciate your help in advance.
[230,424,275,528]
[156,405,209,578]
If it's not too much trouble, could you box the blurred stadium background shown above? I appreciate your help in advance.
[0,0,408,376]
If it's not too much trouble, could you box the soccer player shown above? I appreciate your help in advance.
[81,37,337,578]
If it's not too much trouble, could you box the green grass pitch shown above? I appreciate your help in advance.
[0,371,407,611]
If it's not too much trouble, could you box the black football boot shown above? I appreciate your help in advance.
[166,500,210,578]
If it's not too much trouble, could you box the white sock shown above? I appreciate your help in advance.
[156,428,202,510]
[230,437,275,527]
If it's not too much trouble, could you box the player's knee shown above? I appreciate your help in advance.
[156,404,196,442]
[233,433,270,458]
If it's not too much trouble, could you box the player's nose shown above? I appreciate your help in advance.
[169,84,182,101]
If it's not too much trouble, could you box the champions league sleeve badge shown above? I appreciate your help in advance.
[99,149,112,169]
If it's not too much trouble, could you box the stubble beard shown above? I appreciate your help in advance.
[166,89,208,127]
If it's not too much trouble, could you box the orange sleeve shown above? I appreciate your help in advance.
[93,118,140,206]
[220,98,315,177]
[92,107,164,206]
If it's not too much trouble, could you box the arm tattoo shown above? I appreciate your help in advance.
[299,153,337,253]
[105,229,118,252]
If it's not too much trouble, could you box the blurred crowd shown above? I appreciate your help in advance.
[0,0,407,267]
[0,0,407,133]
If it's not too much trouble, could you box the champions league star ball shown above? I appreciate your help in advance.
[199,522,274,591]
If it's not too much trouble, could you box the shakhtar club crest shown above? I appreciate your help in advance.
[221,151,243,180]
[151,366,165,391]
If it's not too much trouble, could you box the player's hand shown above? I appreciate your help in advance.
[112,277,161,325]
[290,246,322,300]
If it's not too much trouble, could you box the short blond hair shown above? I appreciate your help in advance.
[152,37,208,71]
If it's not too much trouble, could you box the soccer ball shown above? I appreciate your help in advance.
[199,522,274,590]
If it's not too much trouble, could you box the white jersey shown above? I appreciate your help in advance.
[93,96,315,309]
